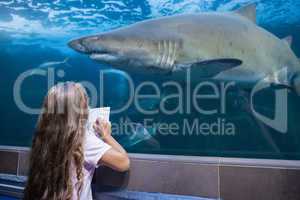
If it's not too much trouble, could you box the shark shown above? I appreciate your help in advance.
[68,3,300,94]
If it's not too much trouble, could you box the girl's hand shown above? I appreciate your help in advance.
[93,118,111,139]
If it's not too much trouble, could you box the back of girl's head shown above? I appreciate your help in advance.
[24,82,89,200]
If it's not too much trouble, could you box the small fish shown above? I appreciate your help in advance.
[119,123,160,149]
[30,57,71,75]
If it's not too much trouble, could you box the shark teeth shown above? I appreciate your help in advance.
[90,53,119,62]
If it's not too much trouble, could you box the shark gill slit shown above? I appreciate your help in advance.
[169,40,175,68]
[157,40,163,67]
[166,40,173,68]
[156,41,161,66]
[165,40,170,67]
[160,40,167,67]
[164,40,169,67]
[171,41,177,70]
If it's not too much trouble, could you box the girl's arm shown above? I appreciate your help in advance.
[93,119,130,172]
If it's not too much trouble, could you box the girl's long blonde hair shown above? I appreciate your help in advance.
[24,82,89,200]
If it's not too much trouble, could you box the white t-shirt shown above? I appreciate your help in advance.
[72,129,111,200]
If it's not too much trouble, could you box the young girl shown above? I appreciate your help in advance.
[24,82,130,200]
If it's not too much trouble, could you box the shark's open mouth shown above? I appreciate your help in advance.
[90,52,120,62]
[89,49,111,55]
[88,48,117,60]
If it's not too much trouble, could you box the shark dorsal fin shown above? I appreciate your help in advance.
[282,36,293,46]
[235,3,257,23]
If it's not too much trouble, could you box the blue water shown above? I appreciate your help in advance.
[1,0,300,159]
[0,196,18,200]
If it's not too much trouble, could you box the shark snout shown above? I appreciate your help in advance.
[68,35,112,55]
[68,39,88,53]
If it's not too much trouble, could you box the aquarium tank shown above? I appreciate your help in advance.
[0,0,300,160]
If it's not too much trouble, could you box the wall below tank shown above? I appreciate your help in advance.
[0,146,300,200]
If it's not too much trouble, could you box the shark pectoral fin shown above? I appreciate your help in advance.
[189,58,242,78]
[235,3,257,23]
